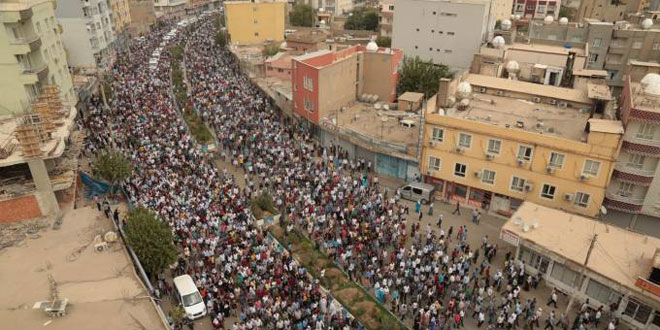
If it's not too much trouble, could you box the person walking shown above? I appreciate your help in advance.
[452,200,461,215]
[428,202,434,216]
[546,289,558,308]
[437,214,443,228]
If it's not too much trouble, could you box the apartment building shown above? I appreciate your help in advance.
[0,0,77,115]
[422,74,623,217]
[576,0,648,22]
[154,0,187,19]
[391,0,495,70]
[529,18,660,92]
[512,0,562,20]
[107,0,131,36]
[126,0,156,36]
[603,72,660,236]
[378,0,393,38]
[56,0,116,68]
[291,44,403,124]
[224,0,286,45]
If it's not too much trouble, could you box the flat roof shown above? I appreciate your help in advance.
[398,92,424,103]
[508,42,586,56]
[466,74,592,105]
[588,118,624,134]
[631,81,660,112]
[587,82,614,100]
[286,30,327,44]
[0,206,167,330]
[573,69,608,77]
[0,106,77,168]
[503,202,660,296]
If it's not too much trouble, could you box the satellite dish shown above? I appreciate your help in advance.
[600,206,607,215]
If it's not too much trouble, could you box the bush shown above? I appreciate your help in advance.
[250,193,277,219]
[375,36,391,47]
[344,8,379,31]
[397,56,454,98]
[262,44,280,57]
[215,32,227,47]
[92,149,131,194]
[124,208,178,277]
[290,4,314,27]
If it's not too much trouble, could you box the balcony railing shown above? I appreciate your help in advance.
[605,192,645,205]
[9,34,41,48]
[624,135,660,148]
[614,162,656,177]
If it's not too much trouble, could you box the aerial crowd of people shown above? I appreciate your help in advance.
[80,14,620,330]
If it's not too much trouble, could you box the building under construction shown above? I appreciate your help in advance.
[0,85,79,222]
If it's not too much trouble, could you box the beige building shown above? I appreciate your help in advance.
[154,0,187,19]
[108,0,132,35]
[0,0,77,115]
[224,0,286,45]
[127,0,156,36]
[378,0,394,38]
[577,0,649,22]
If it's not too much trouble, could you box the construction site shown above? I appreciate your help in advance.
[0,85,82,222]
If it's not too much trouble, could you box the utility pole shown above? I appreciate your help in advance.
[565,233,598,314]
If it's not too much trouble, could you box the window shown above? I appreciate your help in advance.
[589,53,599,63]
[537,4,546,13]
[592,38,602,48]
[527,4,535,10]
[541,184,556,199]
[583,160,601,176]
[654,42,660,50]
[637,122,655,140]
[624,298,652,324]
[415,45,418,49]
[515,3,524,11]
[303,76,313,91]
[632,41,643,49]
[454,163,467,177]
[428,156,441,171]
[487,139,501,155]
[518,145,533,161]
[586,279,621,305]
[628,154,645,169]
[432,128,444,141]
[574,192,590,208]
[652,312,660,327]
[458,133,472,148]
[617,182,634,197]
[549,152,565,168]
[510,176,526,192]
[447,32,455,36]
[416,28,420,32]
[444,49,453,53]
[550,263,578,286]
[482,169,496,184]
[304,96,314,111]
[519,246,550,273]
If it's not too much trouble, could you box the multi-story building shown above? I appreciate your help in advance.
[422,74,623,217]
[154,0,187,19]
[576,0,648,22]
[603,72,660,236]
[126,0,156,36]
[529,17,660,93]
[186,0,221,14]
[391,0,495,70]
[56,0,116,68]
[378,0,394,38]
[291,43,403,125]
[511,0,562,20]
[107,0,131,36]
[224,0,286,45]
[0,0,77,114]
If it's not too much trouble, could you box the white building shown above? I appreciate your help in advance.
[153,0,187,19]
[391,0,495,70]
[56,0,115,68]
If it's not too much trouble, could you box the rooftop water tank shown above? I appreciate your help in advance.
[492,36,505,49]
[641,73,660,95]
[641,18,653,30]
[544,16,554,25]
[501,19,512,31]
[559,17,569,25]
[457,81,472,99]
[506,60,520,73]
[366,40,378,52]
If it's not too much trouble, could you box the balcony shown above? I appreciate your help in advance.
[603,196,643,213]
[0,6,33,24]
[8,35,41,54]
[622,140,660,156]
[21,62,49,81]
[605,191,645,205]
[624,134,660,148]
[614,162,656,177]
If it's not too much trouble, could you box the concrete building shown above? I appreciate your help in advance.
[153,0,187,19]
[422,74,623,217]
[501,202,660,330]
[391,0,495,70]
[265,52,294,80]
[529,18,660,92]
[378,0,394,38]
[512,0,561,20]
[0,0,77,115]
[224,0,286,45]
[126,0,156,36]
[297,0,352,14]
[576,0,648,22]
[602,72,660,236]
[56,0,116,68]
[108,0,131,36]
[186,0,222,13]
[285,29,328,54]
[291,44,403,125]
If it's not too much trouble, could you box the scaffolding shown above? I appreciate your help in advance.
[14,113,48,159]
[30,84,66,134]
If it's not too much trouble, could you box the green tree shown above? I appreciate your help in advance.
[124,208,177,277]
[396,56,454,98]
[375,36,391,47]
[263,43,280,57]
[344,8,379,31]
[215,31,227,47]
[290,4,314,27]
[92,149,131,194]
[558,7,575,21]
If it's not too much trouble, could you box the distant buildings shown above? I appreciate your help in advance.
[296,0,353,14]
[421,73,623,217]
[56,0,116,68]
[108,0,131,37]
[378,0,394,38]
[0,0,77,114]
[153,0,187,19]
[576,0,648,22]
[291,43,403,125]
[512,0,561,20]
[224,0,286,45]
[391,0,494,70]
[126,0,157,36]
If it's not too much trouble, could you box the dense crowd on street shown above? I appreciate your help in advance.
[81,16,620,330]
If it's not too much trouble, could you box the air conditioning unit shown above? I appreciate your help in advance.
[474,170,482,178]
[532,96,541,103]
[478,87,487,93]
[524,183,534,192]
[549,99,557,105]
[558,101,568,109]
[430,140,437,147]
[517,158,525,166]
[546,166,555,174]
[496,90,504,96]
[455,146,464,153]
[485,153,494,160]
[579,174,588,181]
[563,193,573,201]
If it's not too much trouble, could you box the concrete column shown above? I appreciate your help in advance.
[28,158,59,216]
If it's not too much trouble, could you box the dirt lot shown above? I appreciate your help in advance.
[0,206,167,330]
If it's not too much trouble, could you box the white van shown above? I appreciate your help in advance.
[173,275,207,320]
[399,182,435,204]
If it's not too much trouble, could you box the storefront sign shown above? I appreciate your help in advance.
[500,229,520,247]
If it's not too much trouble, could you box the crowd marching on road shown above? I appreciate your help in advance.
[80,15,621,330]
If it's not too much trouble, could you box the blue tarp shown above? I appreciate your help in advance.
[80,171,120,200]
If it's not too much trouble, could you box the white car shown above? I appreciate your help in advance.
[173,275,207,320]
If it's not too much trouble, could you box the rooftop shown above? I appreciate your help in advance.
[466,74,591,104]
[286,30,328,44]
[630,81,660,112]
[507,42,586,56]
[0,206,167,330]
[503,202,660,296]
[398,92,425,103]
